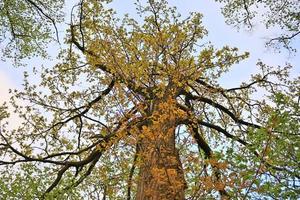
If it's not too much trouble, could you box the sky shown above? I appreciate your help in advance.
[0,0,299,125]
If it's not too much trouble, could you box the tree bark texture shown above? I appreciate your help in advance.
[135,100,187,200]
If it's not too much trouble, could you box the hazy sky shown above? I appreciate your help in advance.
[0,0,299,109]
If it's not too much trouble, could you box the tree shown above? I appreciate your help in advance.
[0,0,64,63]
[215,0,300,52]
[0,0,299,199]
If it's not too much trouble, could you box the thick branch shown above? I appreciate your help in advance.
[185,120,229,198]
[197,120,248,146]
[42,165,70,197]
[43,106,138,193]
[184,92,261,129]
[178,103,296,179]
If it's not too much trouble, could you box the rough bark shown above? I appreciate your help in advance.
[135,102,187,200]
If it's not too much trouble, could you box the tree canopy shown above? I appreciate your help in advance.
[0,0,64,62]
[0,0,299,199]
[215,0,300,52]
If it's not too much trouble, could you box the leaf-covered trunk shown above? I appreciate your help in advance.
[135,101,187,200]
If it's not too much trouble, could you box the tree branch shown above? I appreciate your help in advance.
[42,79,115,133]
[127,144,139,200]
[184,91,261,129]
[25,0,60,42]
[184,119,230,198]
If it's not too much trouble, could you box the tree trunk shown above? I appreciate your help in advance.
[135,103,187,200]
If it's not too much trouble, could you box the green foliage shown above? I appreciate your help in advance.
[0,0,64,64]
[0,104,9,120]
[215,0,300,51]
[0,0,299,199]
[0,164,44,199]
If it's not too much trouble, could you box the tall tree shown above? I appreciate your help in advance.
[0,0,299,199]
[215,0,300,52]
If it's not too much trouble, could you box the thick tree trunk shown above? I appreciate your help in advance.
[135,108,186,200]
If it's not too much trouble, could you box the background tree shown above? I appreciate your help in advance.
[0,0,64,63]
[215,0,300,52]
[0,0,299,199]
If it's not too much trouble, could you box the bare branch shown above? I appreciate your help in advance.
[184,91,261,128]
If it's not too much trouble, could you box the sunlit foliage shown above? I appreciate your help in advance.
[0,0,299,199]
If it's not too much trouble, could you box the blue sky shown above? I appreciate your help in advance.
[0,0,299,107]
